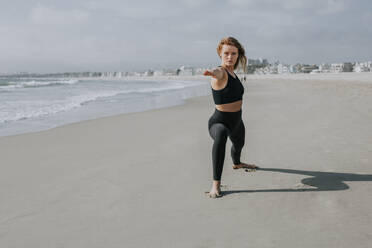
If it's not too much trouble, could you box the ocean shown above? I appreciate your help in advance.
[0,77,210,137]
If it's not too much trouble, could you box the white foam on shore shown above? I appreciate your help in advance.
[0,91,124,123]
[0,82,198,124]
[0,79,79,90]
[0,80,210,137]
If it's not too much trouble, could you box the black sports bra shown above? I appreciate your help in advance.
[211,66,244,105]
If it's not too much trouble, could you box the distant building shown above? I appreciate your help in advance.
[301,65,318,73]
[342,62,353,72]
[330,63,343,73]
[354,62,370,72]
[177,65,194,76]
[247,58,269,74]
[153,70,164,76]
[163,68,177,76]
[118,72,126,77]
[310,69,321,74]
[267,64,278,74]
[277,63,290,74]
[289,64,300,73]
[144,69,154,76]
[101,72,114,77]
[248,58,268,66]
[319,63,331,73]
[291,64,302,73]
[330,63,353,73]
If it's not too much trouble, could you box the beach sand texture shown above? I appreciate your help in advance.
[1,75,372,247]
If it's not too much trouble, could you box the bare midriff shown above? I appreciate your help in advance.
[215,100,242,112]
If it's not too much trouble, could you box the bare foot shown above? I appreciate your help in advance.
[232,163,259,170]
[205,181,222,198]
[205,188,222,198]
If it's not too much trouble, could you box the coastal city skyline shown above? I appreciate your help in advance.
[1,0,371,73]
[2,58,371,77]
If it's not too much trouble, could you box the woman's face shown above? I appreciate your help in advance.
[220,44,239,68]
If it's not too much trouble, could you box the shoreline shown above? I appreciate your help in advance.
[0,93,211,139]
[1,72,371,138]
[0,93,212,139]
[0,78,210,138]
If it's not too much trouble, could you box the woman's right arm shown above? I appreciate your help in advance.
[203,67,226,87]
[203,67,224,80]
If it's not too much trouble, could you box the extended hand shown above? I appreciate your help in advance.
[203,68,223,79]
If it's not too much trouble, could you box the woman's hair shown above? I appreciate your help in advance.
[216,37,247,72]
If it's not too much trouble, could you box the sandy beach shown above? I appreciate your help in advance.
[1,74,372,247]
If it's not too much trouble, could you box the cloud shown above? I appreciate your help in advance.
[228,0,350,15]
[30,4,90,25]
[0,0,370,73]
[178,0,214,7]
[315,0,348,15]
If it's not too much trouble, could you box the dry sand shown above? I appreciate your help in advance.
[1,74,372,247]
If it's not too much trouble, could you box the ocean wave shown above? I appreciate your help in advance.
[0,79,79,90]
[0,82,192,124]
[0,90,122,124]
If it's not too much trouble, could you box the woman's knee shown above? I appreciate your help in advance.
[209,123,229,141]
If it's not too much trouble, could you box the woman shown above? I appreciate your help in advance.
[203,37,258,198]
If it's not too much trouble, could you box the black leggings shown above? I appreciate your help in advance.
[208,108,245,181]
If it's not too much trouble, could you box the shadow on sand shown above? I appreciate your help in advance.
[222,167,372,196]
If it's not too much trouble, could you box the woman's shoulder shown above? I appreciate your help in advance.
[210,66,228,90]
[216,66,228,78]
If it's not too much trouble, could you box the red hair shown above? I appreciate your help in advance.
[217,37,247,72]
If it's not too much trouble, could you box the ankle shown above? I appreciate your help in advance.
[212,180,221,187]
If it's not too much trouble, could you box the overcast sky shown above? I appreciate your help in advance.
[1,0,371,73]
